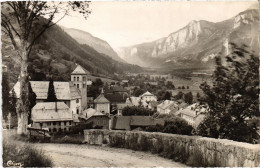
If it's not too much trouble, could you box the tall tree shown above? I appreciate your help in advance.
[198,43,259,143]
[28,82,36,124]
[184,92,193,104]
[2,72,10,119]
[46,80,57,102]
[1,2,91,134]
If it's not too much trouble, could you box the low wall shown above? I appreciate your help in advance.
[84,129,260,167]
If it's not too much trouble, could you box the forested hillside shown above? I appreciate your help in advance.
[2,24,142,88]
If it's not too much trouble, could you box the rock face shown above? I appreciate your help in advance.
[118,9,259,69]
[64,28,125,63]
[84,129,260,167]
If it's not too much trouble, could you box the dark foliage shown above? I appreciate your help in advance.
[28,82,37,123]
[184,92,193,104]
[46,80,57,102]
[122,106,156,116]
[197,43,259,143]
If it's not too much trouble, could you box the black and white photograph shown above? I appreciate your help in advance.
[1,1,260,167]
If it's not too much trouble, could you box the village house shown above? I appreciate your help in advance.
[104,93,128,115]
[79,108,110,129]
[94,89,110,114]
[31,102,74,133]
[139,91,157,103]
[157,100,178,114]
[177,103,206,128]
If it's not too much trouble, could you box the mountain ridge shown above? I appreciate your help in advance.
[118,8,259,69]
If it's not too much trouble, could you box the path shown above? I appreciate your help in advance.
[33,143,186,167]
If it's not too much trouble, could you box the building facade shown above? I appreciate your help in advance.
[31,102,74,133]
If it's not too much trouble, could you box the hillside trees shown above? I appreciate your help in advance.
[1,2,91,134]
[198,43,259,143]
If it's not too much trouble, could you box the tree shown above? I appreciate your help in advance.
[122,106,155,116]
[2,73,10,119]
[166,81,175,89]
[46,80,57,102]
[184,92,193,104]
[28,82,36,124]
[196,92,201,100]
[9,90,17,118]
[197,44,259,143]
[174,91,184,100]
[1,2,91,134]
[163,91,172,100]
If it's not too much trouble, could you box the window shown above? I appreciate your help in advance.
[58,128,62,132]
[77,84,79,88]
[83,77,86,81]
[53,128,57,132]
[74,77,76,81]
[83,84,85,88]
[77,77,79,81]
[76,99,79,103]
[76,108,79,114]
[53,122,56,125]
[69,121,72,125]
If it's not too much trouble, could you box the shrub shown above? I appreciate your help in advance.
[50,134,84,144]
[2,139,52,167]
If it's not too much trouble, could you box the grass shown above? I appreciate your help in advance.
[2,132,53,167]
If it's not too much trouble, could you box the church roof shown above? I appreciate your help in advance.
[71,65,90,75]
[94,94,110,103]
[12,81,81,100]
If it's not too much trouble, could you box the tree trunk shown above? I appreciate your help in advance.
[16,45,30,135]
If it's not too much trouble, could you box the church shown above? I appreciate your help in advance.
[11,65,111,132]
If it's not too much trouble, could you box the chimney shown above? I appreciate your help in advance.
[55,101,57,112]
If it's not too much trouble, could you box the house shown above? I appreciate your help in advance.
[104,93,128,115]
[12,81,82,115]
[94,89,110,114]
[31,102,74,133]
[177,103,206,128]
[126,96,141,106]
[157,100,178,114]
[111,116,165,130]
[105,86,129,96]
[79,108,110,129]
[139,91,157,103]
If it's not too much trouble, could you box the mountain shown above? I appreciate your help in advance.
[118,9,260,69]
[63,28,125,63]
[2,22,142,87]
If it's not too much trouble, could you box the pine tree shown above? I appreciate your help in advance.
[46,80,57,102]
[198,43,259,143]
[28,82,37,124]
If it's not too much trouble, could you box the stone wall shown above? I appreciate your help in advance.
[84,129,260,167]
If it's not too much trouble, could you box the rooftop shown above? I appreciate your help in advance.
[32,102,73,122]
[178,103,206,118]
[12,81,81,100]
[71,65,90,75]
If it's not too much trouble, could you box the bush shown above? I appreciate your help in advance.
[50,134,84,144]
[2,139,52,167]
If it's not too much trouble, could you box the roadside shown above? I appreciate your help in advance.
[33,143,186,167]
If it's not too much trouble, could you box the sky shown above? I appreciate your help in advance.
[57,1,258,50]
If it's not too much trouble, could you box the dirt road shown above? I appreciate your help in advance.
[33,143,186,167]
